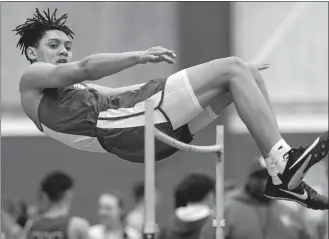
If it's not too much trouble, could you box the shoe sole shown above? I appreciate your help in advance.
[287,135,329,190]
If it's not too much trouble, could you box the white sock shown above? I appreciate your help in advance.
[269,139,291,173]
[264,157,282,185]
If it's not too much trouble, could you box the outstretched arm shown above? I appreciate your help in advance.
[20,46,176,92]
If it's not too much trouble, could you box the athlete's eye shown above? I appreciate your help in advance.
[49,44,58,49]
[65,46,71,51]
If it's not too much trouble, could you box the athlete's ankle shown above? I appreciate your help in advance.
[264,157,282,185]
[268,139,291,173]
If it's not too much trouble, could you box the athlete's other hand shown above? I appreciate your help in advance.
[139,46,177,64]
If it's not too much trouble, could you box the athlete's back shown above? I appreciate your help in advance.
[27,215,71,239]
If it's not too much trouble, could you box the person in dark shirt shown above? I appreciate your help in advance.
[22,171,89,239]
[158,173,216,239]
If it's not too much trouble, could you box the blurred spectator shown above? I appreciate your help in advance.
[224,180,238,194]
[27,171,89,239]
[2,197,29,228]
[1,209,23,239]
[2,171,89,239]
[158,173,216,239]
[224,180,238,202]
[89,192,140,239]
[224,157,312,239]
[126,181,161,235]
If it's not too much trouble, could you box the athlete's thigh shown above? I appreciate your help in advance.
[161,70,204,130]
[162,65,233,131]
[185,57,234,109]
[188,92,233,134]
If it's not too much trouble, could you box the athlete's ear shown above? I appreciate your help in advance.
[26,46,37,62]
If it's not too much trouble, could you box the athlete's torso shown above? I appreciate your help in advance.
[20,78,194,161]
[27,215,71,239]
[20,82,111,152]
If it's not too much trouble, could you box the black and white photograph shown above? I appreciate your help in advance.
[1,2,328,239]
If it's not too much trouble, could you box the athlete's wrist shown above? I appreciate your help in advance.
[136,51,148,64]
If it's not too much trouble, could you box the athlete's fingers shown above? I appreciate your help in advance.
[160,55,175,64]
[256,62,270,71]
[152,49,175,57]
[157,47,177,58]
[148,55,161,61]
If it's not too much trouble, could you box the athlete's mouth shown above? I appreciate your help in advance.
[57,59,68,64]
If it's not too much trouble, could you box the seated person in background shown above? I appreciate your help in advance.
[158,173,216,239]
[89,192,140,239]
[224,157,312,239]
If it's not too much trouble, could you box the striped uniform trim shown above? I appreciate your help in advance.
[97,91,167,129]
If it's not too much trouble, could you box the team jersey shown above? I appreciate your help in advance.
[27,216,71,239]
[38,78,193,162]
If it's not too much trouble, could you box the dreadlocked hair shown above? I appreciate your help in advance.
[13,8,75,63]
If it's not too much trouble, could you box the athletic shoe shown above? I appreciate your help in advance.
[278,131,329,190]
[264,178,329,210]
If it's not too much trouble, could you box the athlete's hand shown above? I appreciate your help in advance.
[256,62,270,71]
[138,46,177,64]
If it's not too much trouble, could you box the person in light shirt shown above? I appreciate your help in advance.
[89,192,140,239]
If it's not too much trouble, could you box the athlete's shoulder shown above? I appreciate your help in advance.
[20,63,56,92]
[22,62,54,75]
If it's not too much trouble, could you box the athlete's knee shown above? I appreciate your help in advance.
[210,56,246,75]
[220,56,251,84]
[199,56,250,88]
[246,63,260,76]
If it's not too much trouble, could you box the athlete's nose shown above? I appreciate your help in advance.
[59,46,69,57]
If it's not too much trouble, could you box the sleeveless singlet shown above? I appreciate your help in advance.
[38,78,193,162]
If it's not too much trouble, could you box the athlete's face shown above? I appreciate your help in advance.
[98,194,123,226]
[27,30,72,64]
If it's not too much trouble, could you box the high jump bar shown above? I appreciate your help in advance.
[144,99,225,239]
